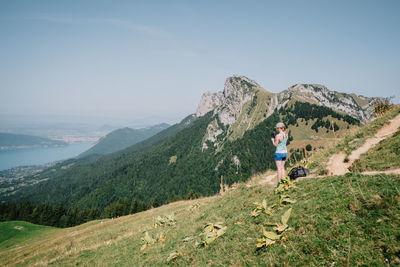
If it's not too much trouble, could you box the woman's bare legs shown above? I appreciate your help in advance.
[279,161,286,179]
[275,160,286,185]
[275,160,282,184]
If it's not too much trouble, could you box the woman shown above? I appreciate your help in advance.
[271,122,287,186]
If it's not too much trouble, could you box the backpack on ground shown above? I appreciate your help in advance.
[288,166,309,180]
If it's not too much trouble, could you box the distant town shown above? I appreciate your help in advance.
[50,134,101,144]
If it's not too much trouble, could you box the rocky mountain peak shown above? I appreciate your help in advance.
[195,76,261,150]
[195,75,258,124]
[223,75,260,98]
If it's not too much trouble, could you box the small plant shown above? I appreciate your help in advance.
[154,213,176,228]
[256,228,278,248]
[257,208,292,249]
[251,199,275,217]
[275,176,296,194]
[140,232,157,250]
[279,195,296,205]
[154,216,165,227]
[140,231,166,250]
[165,214,176,226]
[195,222,227,248]
[166,251,182,263]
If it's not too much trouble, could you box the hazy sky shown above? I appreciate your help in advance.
[1,0,399,125]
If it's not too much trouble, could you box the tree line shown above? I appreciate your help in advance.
[0,192,203,228]
[0,197,145,227]
[281,101,360,130]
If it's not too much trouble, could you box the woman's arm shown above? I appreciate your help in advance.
[271,133,283,147]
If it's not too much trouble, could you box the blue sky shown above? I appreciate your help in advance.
[1,0,399,125]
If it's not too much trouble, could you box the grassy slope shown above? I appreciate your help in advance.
[351,129,400,171]
[1,173,399,266]
[0,221,57,250]
[288,115,356,152]
[307,106,400,174]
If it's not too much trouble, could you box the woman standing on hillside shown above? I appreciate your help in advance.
[271,122,288,186]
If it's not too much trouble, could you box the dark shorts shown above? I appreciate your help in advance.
[274,153,287,161]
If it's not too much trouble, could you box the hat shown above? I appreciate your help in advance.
[276,122,285,128]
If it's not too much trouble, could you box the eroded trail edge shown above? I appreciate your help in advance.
[326,113,400,175]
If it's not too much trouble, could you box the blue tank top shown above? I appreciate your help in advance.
[276,132,287,153]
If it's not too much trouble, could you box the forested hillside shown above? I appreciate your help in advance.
[282,101,360,130]
[3,112,281,210]
[79,123,169,157]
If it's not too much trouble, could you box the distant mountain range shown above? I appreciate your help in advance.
[0,133,67,150]
[2,75,378,211]
[79,124,170,157]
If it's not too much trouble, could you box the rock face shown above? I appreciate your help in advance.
[196,75,378,150]
[279,84,375,123]
[202,118,224,150]
[196,75,260,125]
[195,91,223,117]
[196,75,262,150]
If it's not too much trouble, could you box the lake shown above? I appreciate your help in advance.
[0,141,94,171]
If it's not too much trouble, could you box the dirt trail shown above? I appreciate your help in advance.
[326,113,400,175]
[257,173,276,185]
[250,113,400,187]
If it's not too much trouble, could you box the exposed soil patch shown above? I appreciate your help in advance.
[326,114,400,175]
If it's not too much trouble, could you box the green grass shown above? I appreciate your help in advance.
[1,173,399,266]
[0,221,58,250]
[351,129,400,172]
[350,93,370,107]
[289,115,353,141]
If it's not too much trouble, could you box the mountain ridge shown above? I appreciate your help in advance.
[78,123,170,157]
[0,75,382,212]
[196,75,377,151]
[197,76,376,124]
